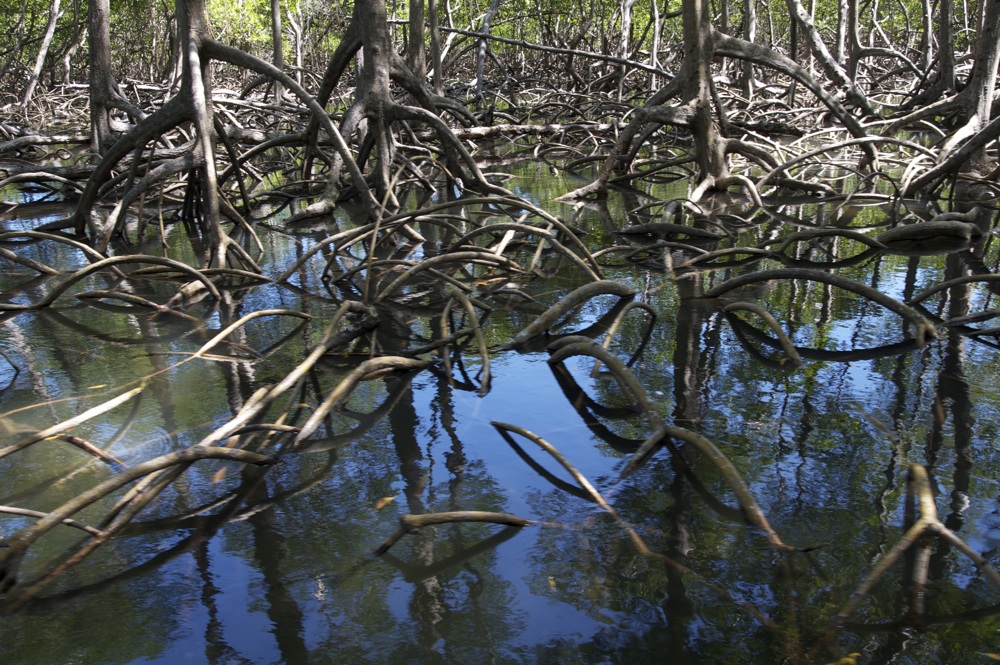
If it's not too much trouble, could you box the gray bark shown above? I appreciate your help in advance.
[428,0,442,94]
[88,0,115,154]
[407,0,426,81]
[270,0,284,102]
[22,0,62,105]
[476,0,501,110]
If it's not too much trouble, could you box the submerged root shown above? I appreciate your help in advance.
[293,356,435,445]
[0,255,222,312]
[812,464,1000,657]
[722,302,803,367]
[0,446,275,596]
[489,421,780,628]
[0,386,145,460]
[546,336,663,430]
[702,268,938,346]
[622,425,791,551]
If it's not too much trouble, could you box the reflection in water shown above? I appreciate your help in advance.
[3,182,1000,664]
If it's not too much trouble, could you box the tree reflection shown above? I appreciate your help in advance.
[5,185,1000,664]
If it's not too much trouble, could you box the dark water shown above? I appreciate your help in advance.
[2,167,1000,664]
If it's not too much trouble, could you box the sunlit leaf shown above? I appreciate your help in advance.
[826,654,862,665]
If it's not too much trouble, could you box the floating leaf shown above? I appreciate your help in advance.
[211,467,228,484]
[374,496,395,510]
[827,654,861,665]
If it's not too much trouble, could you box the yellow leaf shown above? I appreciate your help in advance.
[211,467,228,484]
[827,654,861,665]
[374,496,395,510]
[980,654,1000,661]
[88,384,108,389]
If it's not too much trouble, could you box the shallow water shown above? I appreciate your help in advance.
[2,166,1000,664]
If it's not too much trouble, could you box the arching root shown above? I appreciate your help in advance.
[723,301,803,367]
[814,464,1000,657]
[512,280,637,345]
[703,268,938,346]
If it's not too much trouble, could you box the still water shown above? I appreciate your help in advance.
[2,166,1000,664]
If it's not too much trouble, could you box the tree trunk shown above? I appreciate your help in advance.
[428,0,442,94]
[899,0,1000,192]
[177,0,224,265]
[844,0,860,78]
[949,0,1000,170]
[476,0,501,110]
[939,0,956,92]
[22,0,62,105]
[650,0,662,89]
[918,0,933,70]
[407,0,426,82]
[784,0,873,113]
[560,0,731,199]
[287,6,303,84]
[682,0,728,182]
[87,0,148,155]
[617,0,638,100]
[88,0,115,154]
[741,0,756,96]
[834,0,847,63]
[358,0,396,202]
[270,0,285,102]
[58,0,84,85]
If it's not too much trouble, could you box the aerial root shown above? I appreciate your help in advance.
[546,336,662,430]
[372,250,523,304]
[811,464,1000,657]
[678,246,770,269]
[487,421,780,627]
[540,334,787,550]
[618,423,791,552]
[0,506,103,539]
[293,356,435,445]
[909,274,1000,305]
[491,421,656,556]
[0,446,275,595]
[443,287,491,395]
[589,300,657,375]
[722,302,803,367]
[450,221,601,281]
[0,231,114,265]
[193,301,378,449]
[0,255,222,312]
[754,136,936,193]
[0,247,58,275]
[703,268,938,346]
[766,228,887,254]
[373,511,537,555]
[512,280,637,345]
